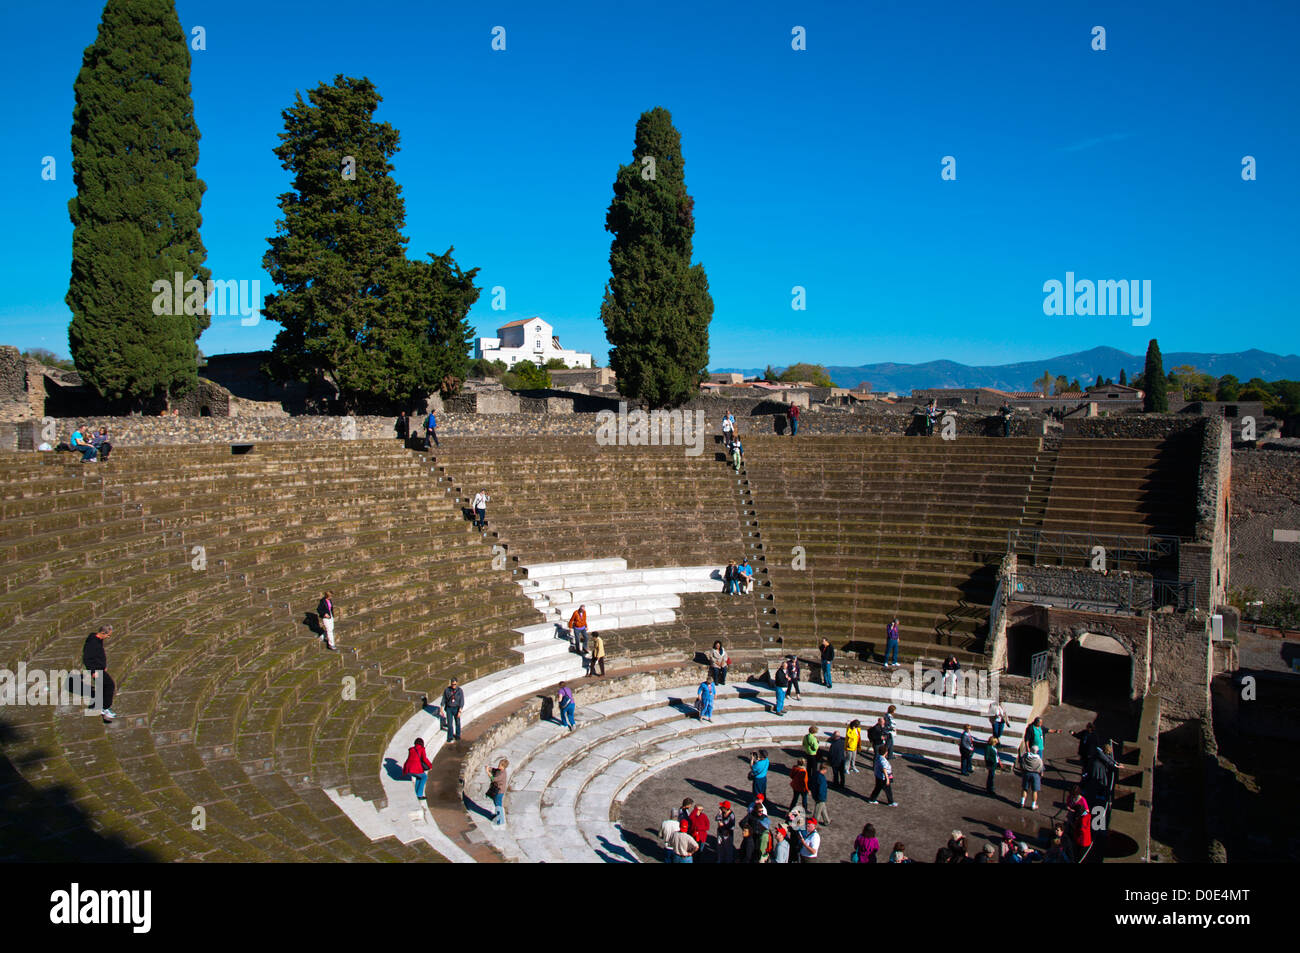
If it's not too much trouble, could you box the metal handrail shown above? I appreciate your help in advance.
[1007,528,1181,564]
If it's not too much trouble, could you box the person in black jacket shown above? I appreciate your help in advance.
[82,625,116,720]
[395,411,410,443]
[827,731,848,788]
[819,638,835,689]
[1084,743,1116,807]
[866,717,886,765]
[441,679,465,742]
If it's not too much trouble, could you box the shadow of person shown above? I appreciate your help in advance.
[383,757,407,782]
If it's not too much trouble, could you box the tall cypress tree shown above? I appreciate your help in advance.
[1143,339,1168,412]
[1118,368,1127,386]
[67,0,209,409]
[600,107,713,408]
[263,75,477,411]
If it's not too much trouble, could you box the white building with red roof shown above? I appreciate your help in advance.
[475,317,593,368]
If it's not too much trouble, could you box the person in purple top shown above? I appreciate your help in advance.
[884,618,900,668]
[556,681,576,731]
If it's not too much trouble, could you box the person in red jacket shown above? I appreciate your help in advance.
[403,738,433,800]
[688,803,710,857]
[1067,786,1093,862]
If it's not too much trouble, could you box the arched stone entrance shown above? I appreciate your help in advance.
[1061,632,1133,707]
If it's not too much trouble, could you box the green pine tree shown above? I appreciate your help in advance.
[66,0,209,409]
[599,107,713,408]
[263,75,477,412]
[1143,339,1168,412]
[1118,367,1128,386]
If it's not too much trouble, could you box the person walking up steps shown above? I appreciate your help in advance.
[82,624,116,721]
[471,488,490,531]
[425,408,439,448]
[403,737,432,800]
[556,681,576,731]
[568,605,588,653]
[588,633,606,677]
[317,591,336,650]
[441,678,465,742]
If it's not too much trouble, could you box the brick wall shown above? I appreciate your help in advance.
[1149,611,1211,724]
[1228,447,1300,599]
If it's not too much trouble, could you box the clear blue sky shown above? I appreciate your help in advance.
[1,0,1296,370]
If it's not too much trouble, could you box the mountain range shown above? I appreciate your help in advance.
[713,347,1300,394]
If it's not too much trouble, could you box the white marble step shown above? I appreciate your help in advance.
[512,638,581,664]
[522,558,628,580]
[535,579,722,608]
[523,566,719,593]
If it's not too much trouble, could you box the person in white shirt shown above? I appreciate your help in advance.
[658,808,680,863]
[988,701,1007,741]
[472,489,490,531]
[799,818,821,862]
[721,413,734,450]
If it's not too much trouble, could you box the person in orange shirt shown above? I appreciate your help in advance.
[568,605,588,653]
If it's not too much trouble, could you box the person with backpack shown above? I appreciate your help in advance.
[402,737,433,800]
[788,758,810,816]
[958,725,976,776]
[773,664,789,716]
[424,409,439,448]
[1018,744,1044,810]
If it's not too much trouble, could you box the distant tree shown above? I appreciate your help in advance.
[508,361,551,390]
[599,106,712,408]
[66,0,209,410]
[1094,374,1104,388]
[1118,368,1128,386]
[22,349,76,371]
[779,363,833,387]
[1067,378,1082,393]
[1033,370,1053,396]
[1052,375,1069,396]
[1143,339,1167,412]
[1216,374,1241,401]
[544,358,570,370]
[763,364,779,383]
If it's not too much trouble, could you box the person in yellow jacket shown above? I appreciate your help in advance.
[589,634,606,678]
[845,720,862,774]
